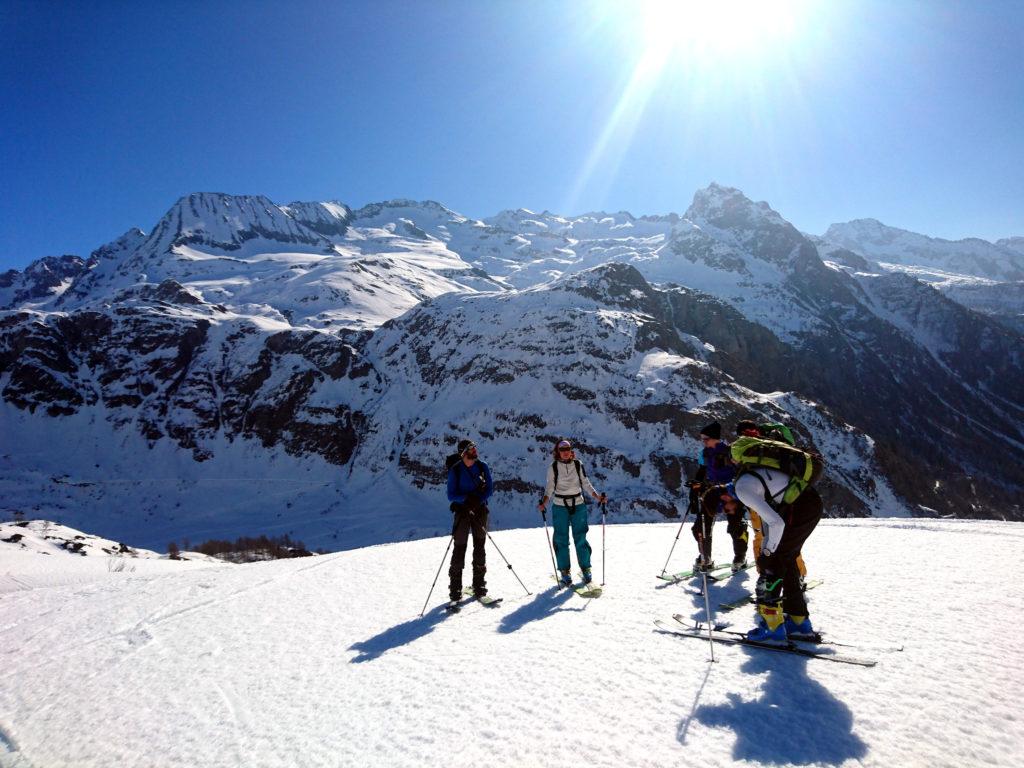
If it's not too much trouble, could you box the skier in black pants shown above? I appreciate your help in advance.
[697,484,749,573]
[744,484,823,643]
[446,439,494,604]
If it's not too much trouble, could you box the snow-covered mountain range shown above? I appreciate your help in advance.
[1,185,1022,549]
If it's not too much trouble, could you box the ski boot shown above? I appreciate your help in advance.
[559,569,573,587]
[693,556,715,573]
[731,558,746,574]
[784,614,816,640]
[747,603,787,644]
[582,568,593,585]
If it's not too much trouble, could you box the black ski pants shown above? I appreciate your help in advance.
[758,487,822,617]
[449,504,488,600]
[692,506,748,563]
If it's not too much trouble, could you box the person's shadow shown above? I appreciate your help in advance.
[348,605,451,663]
[686,649,868,764]
[497,585,578,634]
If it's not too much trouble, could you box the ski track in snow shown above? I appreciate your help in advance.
[1,519,1023,767]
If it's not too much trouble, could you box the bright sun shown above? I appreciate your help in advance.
[638,0,803,62]
[564,0,814,213]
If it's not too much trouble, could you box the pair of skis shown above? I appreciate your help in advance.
[657,561,753,584]
[446,587,504,613]
[655,614,903,666]
[553,573,603,598]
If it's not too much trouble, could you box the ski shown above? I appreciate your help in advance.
[575,573,602,598]
[462,587,503,607]
[706,562,755,582]
[653,620,878,667]
[657,562,731,583]
[551,576,601,598]
[677,615,904,653]
[717,579,824,612]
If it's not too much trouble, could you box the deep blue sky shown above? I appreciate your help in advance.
[2,0,1022,270]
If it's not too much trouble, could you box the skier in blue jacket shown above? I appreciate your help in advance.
[690,421,747,572]
[446,439,493,602]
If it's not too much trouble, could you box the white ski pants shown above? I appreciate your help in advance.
[733,469,791,557]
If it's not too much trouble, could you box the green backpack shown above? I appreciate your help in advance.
[759,422,795,446]
[730,435,824,506]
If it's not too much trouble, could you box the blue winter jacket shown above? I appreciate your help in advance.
[699,440,736,484]
[447,460,494,505]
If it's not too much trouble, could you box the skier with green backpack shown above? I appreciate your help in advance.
[731,420,824,644]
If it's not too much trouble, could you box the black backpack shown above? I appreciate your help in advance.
[445,453,461,474]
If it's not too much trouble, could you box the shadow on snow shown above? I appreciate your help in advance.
[496,585,579,634]
[347,604,451,663]
[347,585,579,661]
[684,646,868,765]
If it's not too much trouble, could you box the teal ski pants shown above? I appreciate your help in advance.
[552,503,592,571]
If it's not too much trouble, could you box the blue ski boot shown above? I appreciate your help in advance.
[582,568,593,585]
[784,614,816,639]
[747,604,788,645]
[559,570,573,588]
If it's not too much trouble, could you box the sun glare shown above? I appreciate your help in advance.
[564,0,813,214]
[640,0,802,61]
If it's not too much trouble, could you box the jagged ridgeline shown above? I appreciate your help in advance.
[1,186,1021,549]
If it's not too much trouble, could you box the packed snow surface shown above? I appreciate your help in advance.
[1,518,1021,767]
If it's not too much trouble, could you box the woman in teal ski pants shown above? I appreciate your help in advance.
[539,439,607,585]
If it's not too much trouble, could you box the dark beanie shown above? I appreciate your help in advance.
[699,422,721,440]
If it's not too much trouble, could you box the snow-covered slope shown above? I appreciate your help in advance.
[1,518,1021,767]
[818,220,1024,331]
[824,218,1024,282]
[55,193,505,331]
[0,519,225,593]
[2,262,919,551]
[0,255,92,310]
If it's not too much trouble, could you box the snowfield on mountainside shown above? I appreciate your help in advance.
[2,517,1022,768]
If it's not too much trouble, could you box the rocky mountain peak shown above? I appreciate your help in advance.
[0,254,92,309]
[685,183,779,228]
[282,201,351,239]
[144,192,332,254]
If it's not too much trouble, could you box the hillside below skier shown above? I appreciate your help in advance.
[538,440,606,586]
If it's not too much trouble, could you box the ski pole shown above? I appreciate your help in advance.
[600,500,607,587]
[486,531,532,595]
[659,492,697,577]
[540,506,560,585]
[695,524,716,662]
[700,566,716,663]
[420,534,454,617]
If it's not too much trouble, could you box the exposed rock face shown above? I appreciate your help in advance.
[0,255,92,309]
